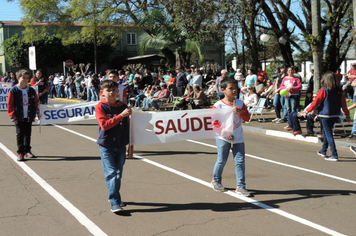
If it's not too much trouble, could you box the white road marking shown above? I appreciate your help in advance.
[0,142,107,236]
[187,139,356,185]
[53,125,346,236]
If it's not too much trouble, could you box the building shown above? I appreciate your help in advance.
[0,21,225,76]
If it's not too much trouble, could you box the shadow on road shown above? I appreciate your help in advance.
[134,150,215,156]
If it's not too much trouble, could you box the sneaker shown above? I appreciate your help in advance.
[285,127,293,131]
[108,200,126,207]
[350,146,356,155]
[211,180,225,192]
[25,152,36,158]
[235,187,251,197]
[276,119,285,123]
[272,118,279,123]
[324,156,338,162]
[348,134,356,139]
[17,153,24,161]
[293,130,302,135]
[110,205,124,213]
[317,151,326,157]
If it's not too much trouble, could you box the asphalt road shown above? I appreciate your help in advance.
[0,99,355,236]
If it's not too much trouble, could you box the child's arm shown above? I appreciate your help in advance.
[95,104,132,131]
[233,103,250,122]
[7,91,17,123]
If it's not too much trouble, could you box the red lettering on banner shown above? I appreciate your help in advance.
[203,117,213,130]
[165,119,177,134]
[154,116,215,135]
[191,117,202,131]
[177,118,189,132]
[155,120,164,134]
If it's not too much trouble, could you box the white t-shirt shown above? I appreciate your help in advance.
[18,86,29,118]
[212,98,245,143]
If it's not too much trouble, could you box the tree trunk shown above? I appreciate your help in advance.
[311,0,322,94]
[160,47,176,69]
[94,31,98,74]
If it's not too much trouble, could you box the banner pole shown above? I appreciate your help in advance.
[231,99,235,149]
[128,106,133,159]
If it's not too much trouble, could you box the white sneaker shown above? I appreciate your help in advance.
[276,119,285,123]
[272,118,279,123]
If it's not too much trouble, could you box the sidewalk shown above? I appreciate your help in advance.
[242,109,356,150]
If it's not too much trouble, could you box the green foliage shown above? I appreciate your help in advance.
[3,34,28,68]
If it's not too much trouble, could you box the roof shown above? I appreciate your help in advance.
[0,21,82,27]
[127,54,166,61]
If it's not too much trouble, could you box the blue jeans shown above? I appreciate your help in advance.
[288,111,301,131]
[273,94,281,118]
[99,145,126,206]
[144,97,153,108]
[87,87,93,101]
[76,86,82,99]
[285,95,299,114]
[151,98,163,110]
[279,95,288,120]
[39,93,48,105]
[352,118,356,135]
[135,94,146,107]
[91,87,99,101]
[320,118,338,158]
[218,92,225,100]
[213,138,246,189]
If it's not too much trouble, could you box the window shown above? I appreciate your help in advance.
[126,33,136,45]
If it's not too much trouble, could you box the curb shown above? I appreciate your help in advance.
[53,98,82,103]
[242,125,354,150]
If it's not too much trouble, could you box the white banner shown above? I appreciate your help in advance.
[39,101,99,125]
[131,108,233,146]
[29,46,37,70]
[0,87,11,111]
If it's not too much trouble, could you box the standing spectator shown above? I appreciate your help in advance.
[234,69,244,89]
[74,72,83,99]
[334,68,343,86]
[175,66,188,97]
[228,68,235,79]
[53,73,60,97]
[166,71,177,95]
[273,67,288,123]
[307,69,314,93]
[91,74,100,101]
[30,69,49,104]
[215,69,228,100]
[64,71,74,99]
[7,69,39,161]
[86,72,93,102]
[133,68,142,93]
[186,69,193,85]
[48,75,55,98]
[6,72,18,86]
[245,69,258,87]
[257,66,267,83]
[280,67,302,119]
[58,73,65,98]
[141,69,153,88]
[191,68,203,88]
[304,72,350,161]
[205,69,216,88]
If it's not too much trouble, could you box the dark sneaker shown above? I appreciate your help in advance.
[111,205,124,213]
[17,153,24,161]
[235,187,251,197]
[317,151,326,157]
[211,180,225,192]
[347,134,356,139]
[350,146,356,155]
[25,152,36,158]
[324,156,338,162]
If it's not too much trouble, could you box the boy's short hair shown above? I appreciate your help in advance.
[16,69,30,78]
[108,70,118,76]
[101,80,118,89]
[220,78,236,90]
[161,84,167,88]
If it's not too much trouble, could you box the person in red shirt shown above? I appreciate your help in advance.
[348,62,356,81]
[257,66,267,83]
[30,69,49,104]
[334,68,343,85]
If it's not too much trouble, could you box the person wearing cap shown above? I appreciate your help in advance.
[74,72,83,99]
[175,66,188,96]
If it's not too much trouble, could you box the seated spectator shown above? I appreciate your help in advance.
[176,85,194,110]
[143,84,170,111]
[241,86,258,109]
[255,79,265,98]
[285,94,321,136]
[134,85,151,108]
[304,91,313,108]
[260,79,273,109]
[205,80,217,97]
[191,85,208,109]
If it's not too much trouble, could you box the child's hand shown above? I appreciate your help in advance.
[121,107,132,117]
[12,120,18,125]
[226,135,234,140]
[232,106,243,114]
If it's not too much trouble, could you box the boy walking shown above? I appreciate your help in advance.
[211,78,251,196]
[95,80,132,213]
[7,69,39,161]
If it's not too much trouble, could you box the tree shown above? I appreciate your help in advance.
[14,0,123,73]
[311,0,322,94]
[3,34,28,68]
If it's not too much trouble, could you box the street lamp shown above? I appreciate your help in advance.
[278,36,287,45]
[260,34,270,70]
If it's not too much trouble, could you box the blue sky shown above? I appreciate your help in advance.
[0,0,23,21]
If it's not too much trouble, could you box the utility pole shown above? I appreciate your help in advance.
[311,0,322,94]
